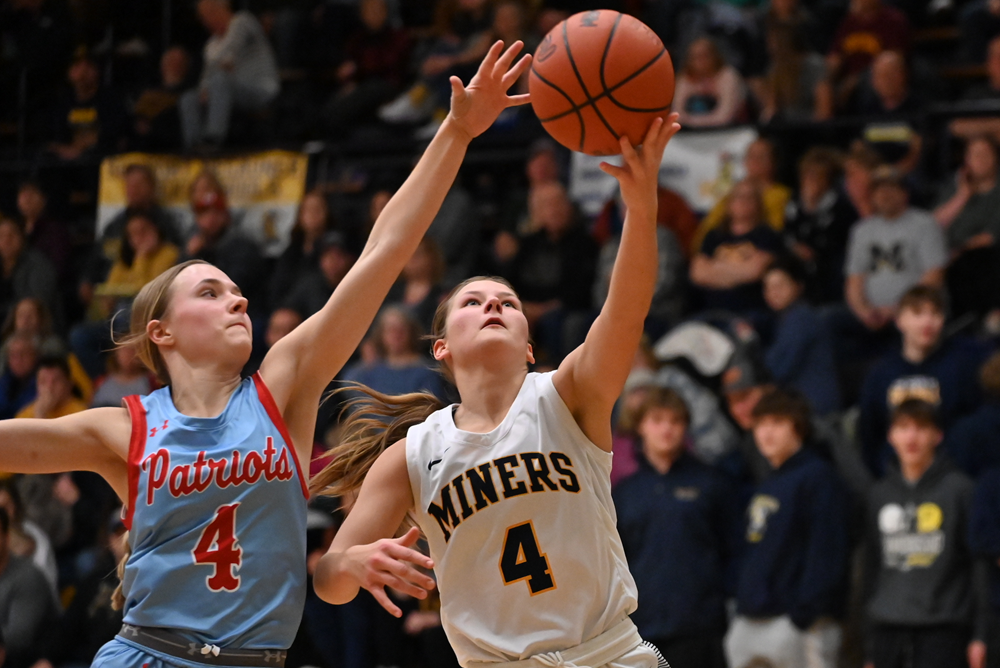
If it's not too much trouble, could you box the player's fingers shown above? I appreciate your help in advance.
[598,162,626,179]
[395,526,422,548]
[383,573,431,599]
[478,40,504,76]
[381,552,437,589]
[501,54,533,89]
[619,134,639,166]
[641,117,664,147]
[505,93,532,107]
[449,76,467,104]
[493,40,524,77]
[370,585,403,618]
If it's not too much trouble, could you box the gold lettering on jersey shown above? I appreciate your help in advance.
[427,452,580,542]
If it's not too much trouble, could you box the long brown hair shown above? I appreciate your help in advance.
[310,275,518,498]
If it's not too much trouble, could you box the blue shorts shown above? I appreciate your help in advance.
[92,638,244,668]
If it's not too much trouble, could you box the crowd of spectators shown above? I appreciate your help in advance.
[3,0,1000,667]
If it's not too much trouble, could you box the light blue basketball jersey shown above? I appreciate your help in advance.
[120,373,308,649]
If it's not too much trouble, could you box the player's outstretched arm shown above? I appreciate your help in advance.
[313,439,435,618]
[553,114,681,451]
[261,41,532,417]
[0,407,131,498]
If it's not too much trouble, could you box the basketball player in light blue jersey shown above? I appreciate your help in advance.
[312,114,682,668]
[0,41,531,668]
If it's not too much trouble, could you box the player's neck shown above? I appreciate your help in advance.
[167,366,244,418]
[452,368,528,434]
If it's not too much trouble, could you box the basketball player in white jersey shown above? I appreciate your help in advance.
[312,113,682,668]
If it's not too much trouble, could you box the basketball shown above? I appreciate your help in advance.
[529,10,675,156]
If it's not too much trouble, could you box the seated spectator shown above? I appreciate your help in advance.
[45,48,129,161]
[595,223,685,338]
[756,23,832,123]
[428,182,479,288]
[934,136,1000,321]
[842,141,881,221]
[673,37,747,128]
[342,307,447,401]
[386,236,447,335]
[864,400,987,668]
[754,0,827,66]
[180,0,280,148]
[692,138,791,252]
[0,508,58,668]
[324,0,413,134]
[614,388,736,668]
[0,480,56,596]
[826,0,910,111]
[951,37,1000,143]
[16,355,87,419]
[81,164,182,316]
[285,232,355,318]
[378,0,495,130]
[90,345,158,409]
[15,181,71,291]
[715,354,777,486]
[725,389,851,668]
[271,190,335,306]
[0,217,59,332]
[854,51,925,178]
[94,210,180,312]
[0,298,90,403]
[783,147,858,303]
[0,335,38,421]
[133,46,191,151]
[184,181,266,313]
[946,352,1000,477]
[498,138,564,237]
[858,286,986,476]
[502,181,599,364]
[844,167,946,333]
[42,510,125,666]
[762,257,840,415]
[690,180,782,314]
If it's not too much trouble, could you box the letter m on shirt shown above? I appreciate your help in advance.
[428,484,461,542]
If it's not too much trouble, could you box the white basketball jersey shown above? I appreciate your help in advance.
[405,372,639,666]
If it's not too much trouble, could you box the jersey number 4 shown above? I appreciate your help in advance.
[193,503,242,592]
[499,521,555,595]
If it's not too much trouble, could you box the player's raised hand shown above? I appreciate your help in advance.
[599,112,682,219]
[448,40,532,142]
[348,526,436,618]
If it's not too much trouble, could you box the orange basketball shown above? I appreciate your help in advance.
[529,10,675,156]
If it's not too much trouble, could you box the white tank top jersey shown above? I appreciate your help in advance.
[405,371,639,666]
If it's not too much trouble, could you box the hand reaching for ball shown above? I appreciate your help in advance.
[447,41,532,142]
[598,113,681,219]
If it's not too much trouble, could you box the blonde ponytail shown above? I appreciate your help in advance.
[111,531,132,611]
[310,384,444,497]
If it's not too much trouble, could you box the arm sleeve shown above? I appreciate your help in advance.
[844,224,868,277]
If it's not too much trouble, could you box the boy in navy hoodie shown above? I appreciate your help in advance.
[858,285,986,476]
[865,400,987,668]
[726,389,852,668]
[614,387,738,668]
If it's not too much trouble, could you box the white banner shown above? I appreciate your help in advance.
[569,126,760,216]
[98,151,308,258]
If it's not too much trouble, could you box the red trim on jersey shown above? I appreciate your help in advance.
[122,395,148,530]
[252,372,310,499]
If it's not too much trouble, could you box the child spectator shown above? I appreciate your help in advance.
[614,388,736,668]
[783,147,858,303]
[762,257,840,415]
[945,352,1000,478]
[690,179,782,314]
[673,37,747,128]
[15,355,87,419]
[726,389,851,668]
[858,286,986,476]
[864,400,987,668]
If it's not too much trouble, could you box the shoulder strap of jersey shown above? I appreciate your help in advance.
[251,372,310,499]
[122,394,147,530]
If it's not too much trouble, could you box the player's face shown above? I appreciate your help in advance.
[888,417,940,470]
[157,264,252,367]
[435,280,532,370]
[638,408,687,461]
[752,415,802,468]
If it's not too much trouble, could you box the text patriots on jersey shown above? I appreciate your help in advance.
[142,436,295,505]
[428,451,580,542]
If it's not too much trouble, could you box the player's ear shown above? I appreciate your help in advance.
[526,342,535,365]
[147,319,172,348]
[433,337,450,363]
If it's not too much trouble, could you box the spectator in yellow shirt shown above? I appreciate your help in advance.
[94,209,180,316]
[692,138,792,253]
[16,356,87,419]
